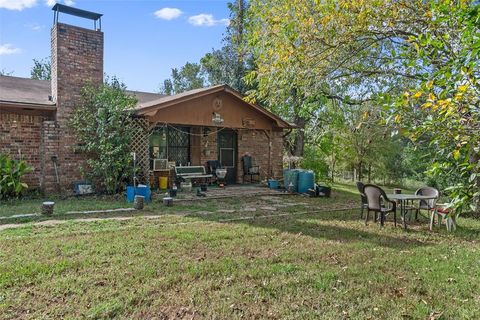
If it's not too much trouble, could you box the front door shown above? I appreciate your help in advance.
[218,129,237,184]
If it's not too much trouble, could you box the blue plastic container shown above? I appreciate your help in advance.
[298,170,315,194]
[268,179,279,189]
[126,186,151,203]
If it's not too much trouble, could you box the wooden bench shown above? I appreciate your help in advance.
[174,166,212,185]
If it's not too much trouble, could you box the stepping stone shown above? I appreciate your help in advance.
[282,203,297,206]
[243,207,257,212]
[260,206,277,211]
[0,213,39,220]
[217,209,235,213]
[259,196,282,202]
[195,211,212,215]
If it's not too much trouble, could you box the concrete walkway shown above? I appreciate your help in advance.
[154,185,289,201]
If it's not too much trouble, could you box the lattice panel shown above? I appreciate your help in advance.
[131,118,153,184]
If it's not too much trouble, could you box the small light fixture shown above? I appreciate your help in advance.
[212,112,224,125]
[11,120,17,129]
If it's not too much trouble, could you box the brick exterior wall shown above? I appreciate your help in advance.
[236,129,283,183]
[199,126,219,166]
[0,112,46,189]
[190,126,284,183]
[0,23,103,194]
[50,23,104,191]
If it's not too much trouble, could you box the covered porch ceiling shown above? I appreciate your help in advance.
[134,85,293,130]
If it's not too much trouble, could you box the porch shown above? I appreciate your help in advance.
[130,85,291,188]
[152,184,287,201]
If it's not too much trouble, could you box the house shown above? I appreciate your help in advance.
[0,4,291,193]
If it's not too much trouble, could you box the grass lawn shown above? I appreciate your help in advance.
[1,186,479,319]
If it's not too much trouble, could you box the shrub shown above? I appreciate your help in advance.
[0,154,32,199]
[70,77,138,194]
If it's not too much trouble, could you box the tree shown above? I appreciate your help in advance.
[31,57,51,80]
[392,1,480,212]
[0,69,13,76]
[159,1,252,94]
[70,77,138,194]
[245,0,480,212]
[245,0,427,157]
[159,62,204,95]
[158,79,173,95]
[247,0,427,105]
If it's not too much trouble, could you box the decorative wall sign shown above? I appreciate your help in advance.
[212,112,224,125]
[242,117,256,128]
[212,97,223,111]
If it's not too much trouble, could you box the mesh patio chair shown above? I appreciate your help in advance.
[241,155,260,183]
[414,186,439,221]
[206,160,223,184]
[356,181,368,219]
[364,184,397,227]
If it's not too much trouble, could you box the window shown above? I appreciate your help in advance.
[167,126,190,165]
[149,126,190,168]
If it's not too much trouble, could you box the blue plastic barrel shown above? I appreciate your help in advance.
[126,186,151,203]
[298,170,315,193]
[268,179,279,189]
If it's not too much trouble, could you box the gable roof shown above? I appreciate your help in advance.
[0,75,164,109]
[0,76,292,129]
[0,76,54,107]
[135,85,292,128]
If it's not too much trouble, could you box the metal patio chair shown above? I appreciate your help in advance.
[241,155,260,183]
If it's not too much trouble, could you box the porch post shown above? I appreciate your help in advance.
[131,117,152,185]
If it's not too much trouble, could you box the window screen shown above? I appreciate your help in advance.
[149,126,190,167]
[167,126,190,166]
[220,148,235,167]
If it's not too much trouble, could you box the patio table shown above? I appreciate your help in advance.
[386,194,438,229]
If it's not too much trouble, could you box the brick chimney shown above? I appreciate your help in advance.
[51,23,103,121]
[48,4,103,190]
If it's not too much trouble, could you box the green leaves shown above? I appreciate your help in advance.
[0,154,32,199]
[70,77,137,194]
[30,57,51,80]
[392,1,480,212]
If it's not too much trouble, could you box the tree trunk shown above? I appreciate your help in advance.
[367,164,371,183]
[331,158,336,183]
[291,116,306,157]
[358,162,363,181]
[469,151,480,212]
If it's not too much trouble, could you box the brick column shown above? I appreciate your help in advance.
[40,121,60,193]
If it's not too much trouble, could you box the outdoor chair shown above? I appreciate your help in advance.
[356,181,368,219]
[241,155,260,183]
[413,186,439,221]
[364,184,397,227]
[430,203,457,232]
[206,160,223,183]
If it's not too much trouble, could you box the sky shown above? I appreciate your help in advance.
[0,0,230,92]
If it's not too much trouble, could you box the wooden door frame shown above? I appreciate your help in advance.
[218,129,237,184]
